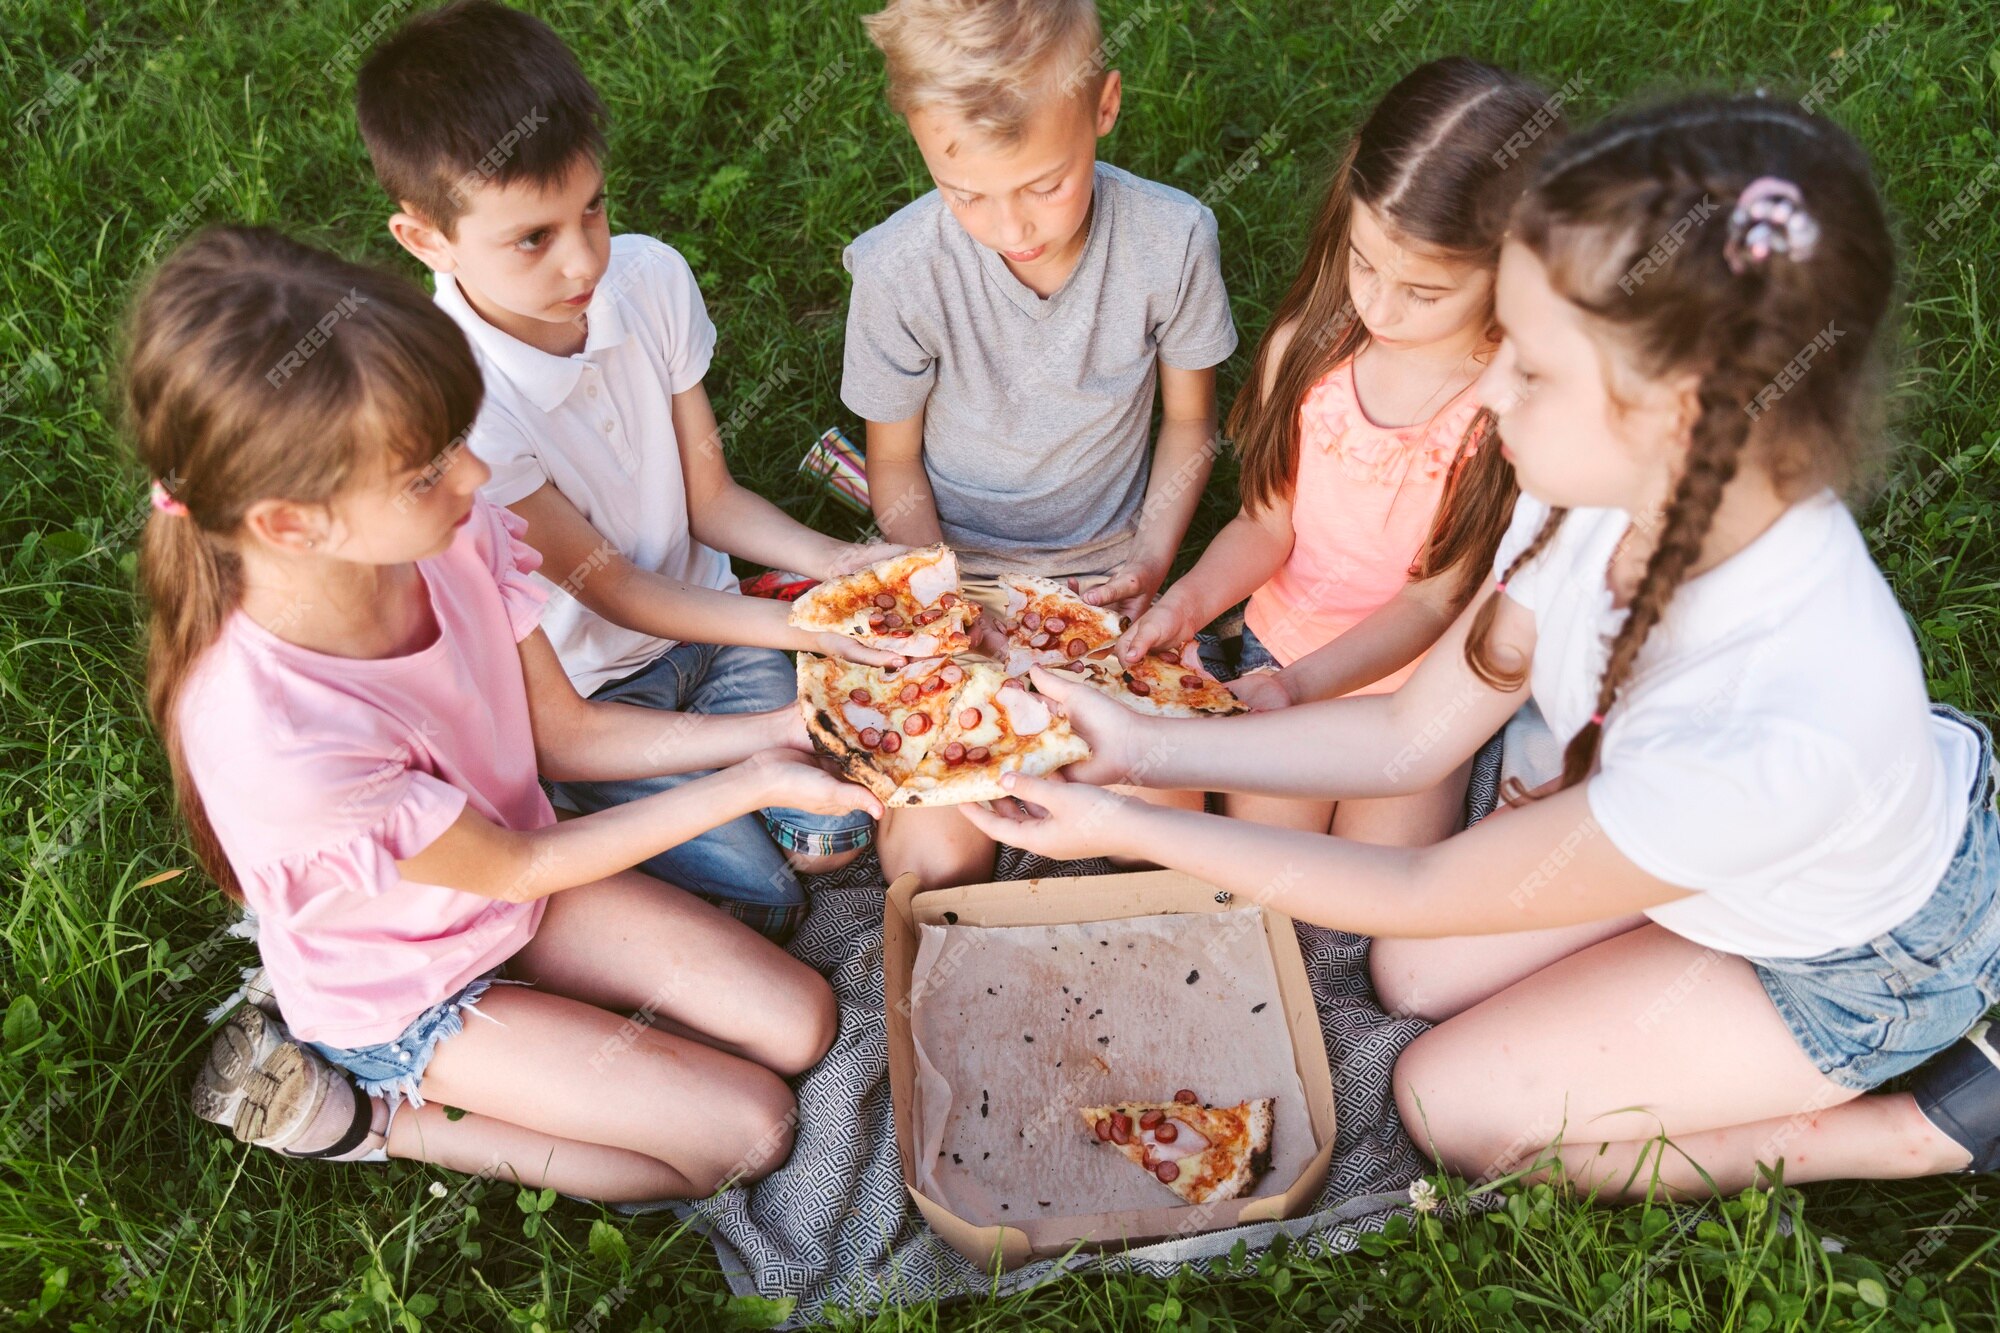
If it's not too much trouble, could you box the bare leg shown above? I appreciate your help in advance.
[1371,914,1650,1021]
[407,986,800,1199]
[787,847,863,878]
[1219,790,1335,834]
[1392,923,1973,1201]
[375,870,837,1202]
[1331,752,1477,848]
[877,804,998,890]
[506,870,836,1076]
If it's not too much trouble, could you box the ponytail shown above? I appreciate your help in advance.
[139,509,245,899]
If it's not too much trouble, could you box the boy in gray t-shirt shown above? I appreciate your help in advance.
[841,5,1236,609]
[844,0,1232,889]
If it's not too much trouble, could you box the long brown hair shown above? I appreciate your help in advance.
[1228,56,1567,602]
[1464,95,1895,790]
[124,226,484,899]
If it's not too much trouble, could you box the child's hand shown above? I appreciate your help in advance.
[742,749,884,820]
[1080,556,1167,624]
[1226,669,1293,713]
[826,541,912,579]
[968,603,1011,660]
[1113,589,1198,665]
[957,771,1136,863]
[1024,665,1153,788]
[813,630,908,670]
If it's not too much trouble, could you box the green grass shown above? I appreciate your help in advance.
[3,0,1998,1327]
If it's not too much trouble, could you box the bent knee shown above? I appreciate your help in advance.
[1392,1032,1551,1181]
[705,1071,799,1188]
[759,967,838,1078]
[1370,938,1444,1022]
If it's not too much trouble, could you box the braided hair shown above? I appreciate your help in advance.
[1464,95,1896,789]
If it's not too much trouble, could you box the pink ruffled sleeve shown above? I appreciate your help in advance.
[473,497,550,643]
[240,768,469,904]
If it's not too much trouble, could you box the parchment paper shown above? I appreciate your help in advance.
[908,909,1316,1229]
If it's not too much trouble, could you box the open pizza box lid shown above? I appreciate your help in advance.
[883,869,1337,1273]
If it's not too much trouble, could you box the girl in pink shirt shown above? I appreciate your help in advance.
[1120,58,1562,843]
[130,228,879,1203]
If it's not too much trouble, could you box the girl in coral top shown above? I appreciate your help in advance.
[129,228,879,1203]
[1120,57,1564,843]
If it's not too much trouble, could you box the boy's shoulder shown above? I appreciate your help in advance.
[601,231,702,305]
[1093,161,1216,242]
[842,189,958,282]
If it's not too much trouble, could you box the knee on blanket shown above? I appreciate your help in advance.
[1390,1030,1555,1183]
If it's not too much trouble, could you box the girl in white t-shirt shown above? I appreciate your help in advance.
[957,95,2000,1195]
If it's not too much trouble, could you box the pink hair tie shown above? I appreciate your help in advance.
[1589,712,1606,726]
[1494,578,1508,593]
[150,478,189,517]
[1725,177,1820,274]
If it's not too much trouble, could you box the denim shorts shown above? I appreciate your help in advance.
[306,970,530,1108]
[1195,619,1282,683]
[547,640,874,940]
[1750,704,2000,1090]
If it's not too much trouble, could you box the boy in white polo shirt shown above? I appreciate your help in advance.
[358,0,899,941]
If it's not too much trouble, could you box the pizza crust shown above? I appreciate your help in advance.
[789,544,977,653]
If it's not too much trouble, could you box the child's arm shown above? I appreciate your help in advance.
[1105,316,1298,650]
[1114,498,1293,664]
[1244,563,1469,709]
[863,411,946,546]
[674,379,910,577]
[392,631,884,903]
[962,775,1689,938]
[509,481,905,668]
[398,749,872,904]
[1083,363,1220,621]
[1044,584,1531,800]
[515,627,804,781]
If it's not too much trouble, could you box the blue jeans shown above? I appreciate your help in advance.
[1751,705,2000,1089]
[1196,620,1282,682]
[547,642,874,941]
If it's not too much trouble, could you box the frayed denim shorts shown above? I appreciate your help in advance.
[1750,705,2000,1090]
[306,970,532,1108]
[1195,620,1282,683]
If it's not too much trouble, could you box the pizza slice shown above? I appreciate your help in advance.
[1079,1091,1275,1206]
[797,654,973,802]
[1064,641,1248,717]
[995,575,1124,673]
[891,661,1091,807]
[789,544,977,657]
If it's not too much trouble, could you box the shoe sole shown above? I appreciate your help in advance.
[192,1007,326,1147]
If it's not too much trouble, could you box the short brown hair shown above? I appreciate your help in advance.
[862,0,1104,143]
[355,0,606,235]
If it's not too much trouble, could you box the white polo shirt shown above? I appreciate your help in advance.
[435,234,737,696]
[1493,490,1979,959]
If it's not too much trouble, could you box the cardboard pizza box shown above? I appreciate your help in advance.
[882,869,1337,1272]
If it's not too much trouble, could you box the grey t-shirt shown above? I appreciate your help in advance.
[840,161,1238,575]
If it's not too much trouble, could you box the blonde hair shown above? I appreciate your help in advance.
[862,0,1105,141]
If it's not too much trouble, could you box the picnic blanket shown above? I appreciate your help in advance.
[674,734,1505,1324]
